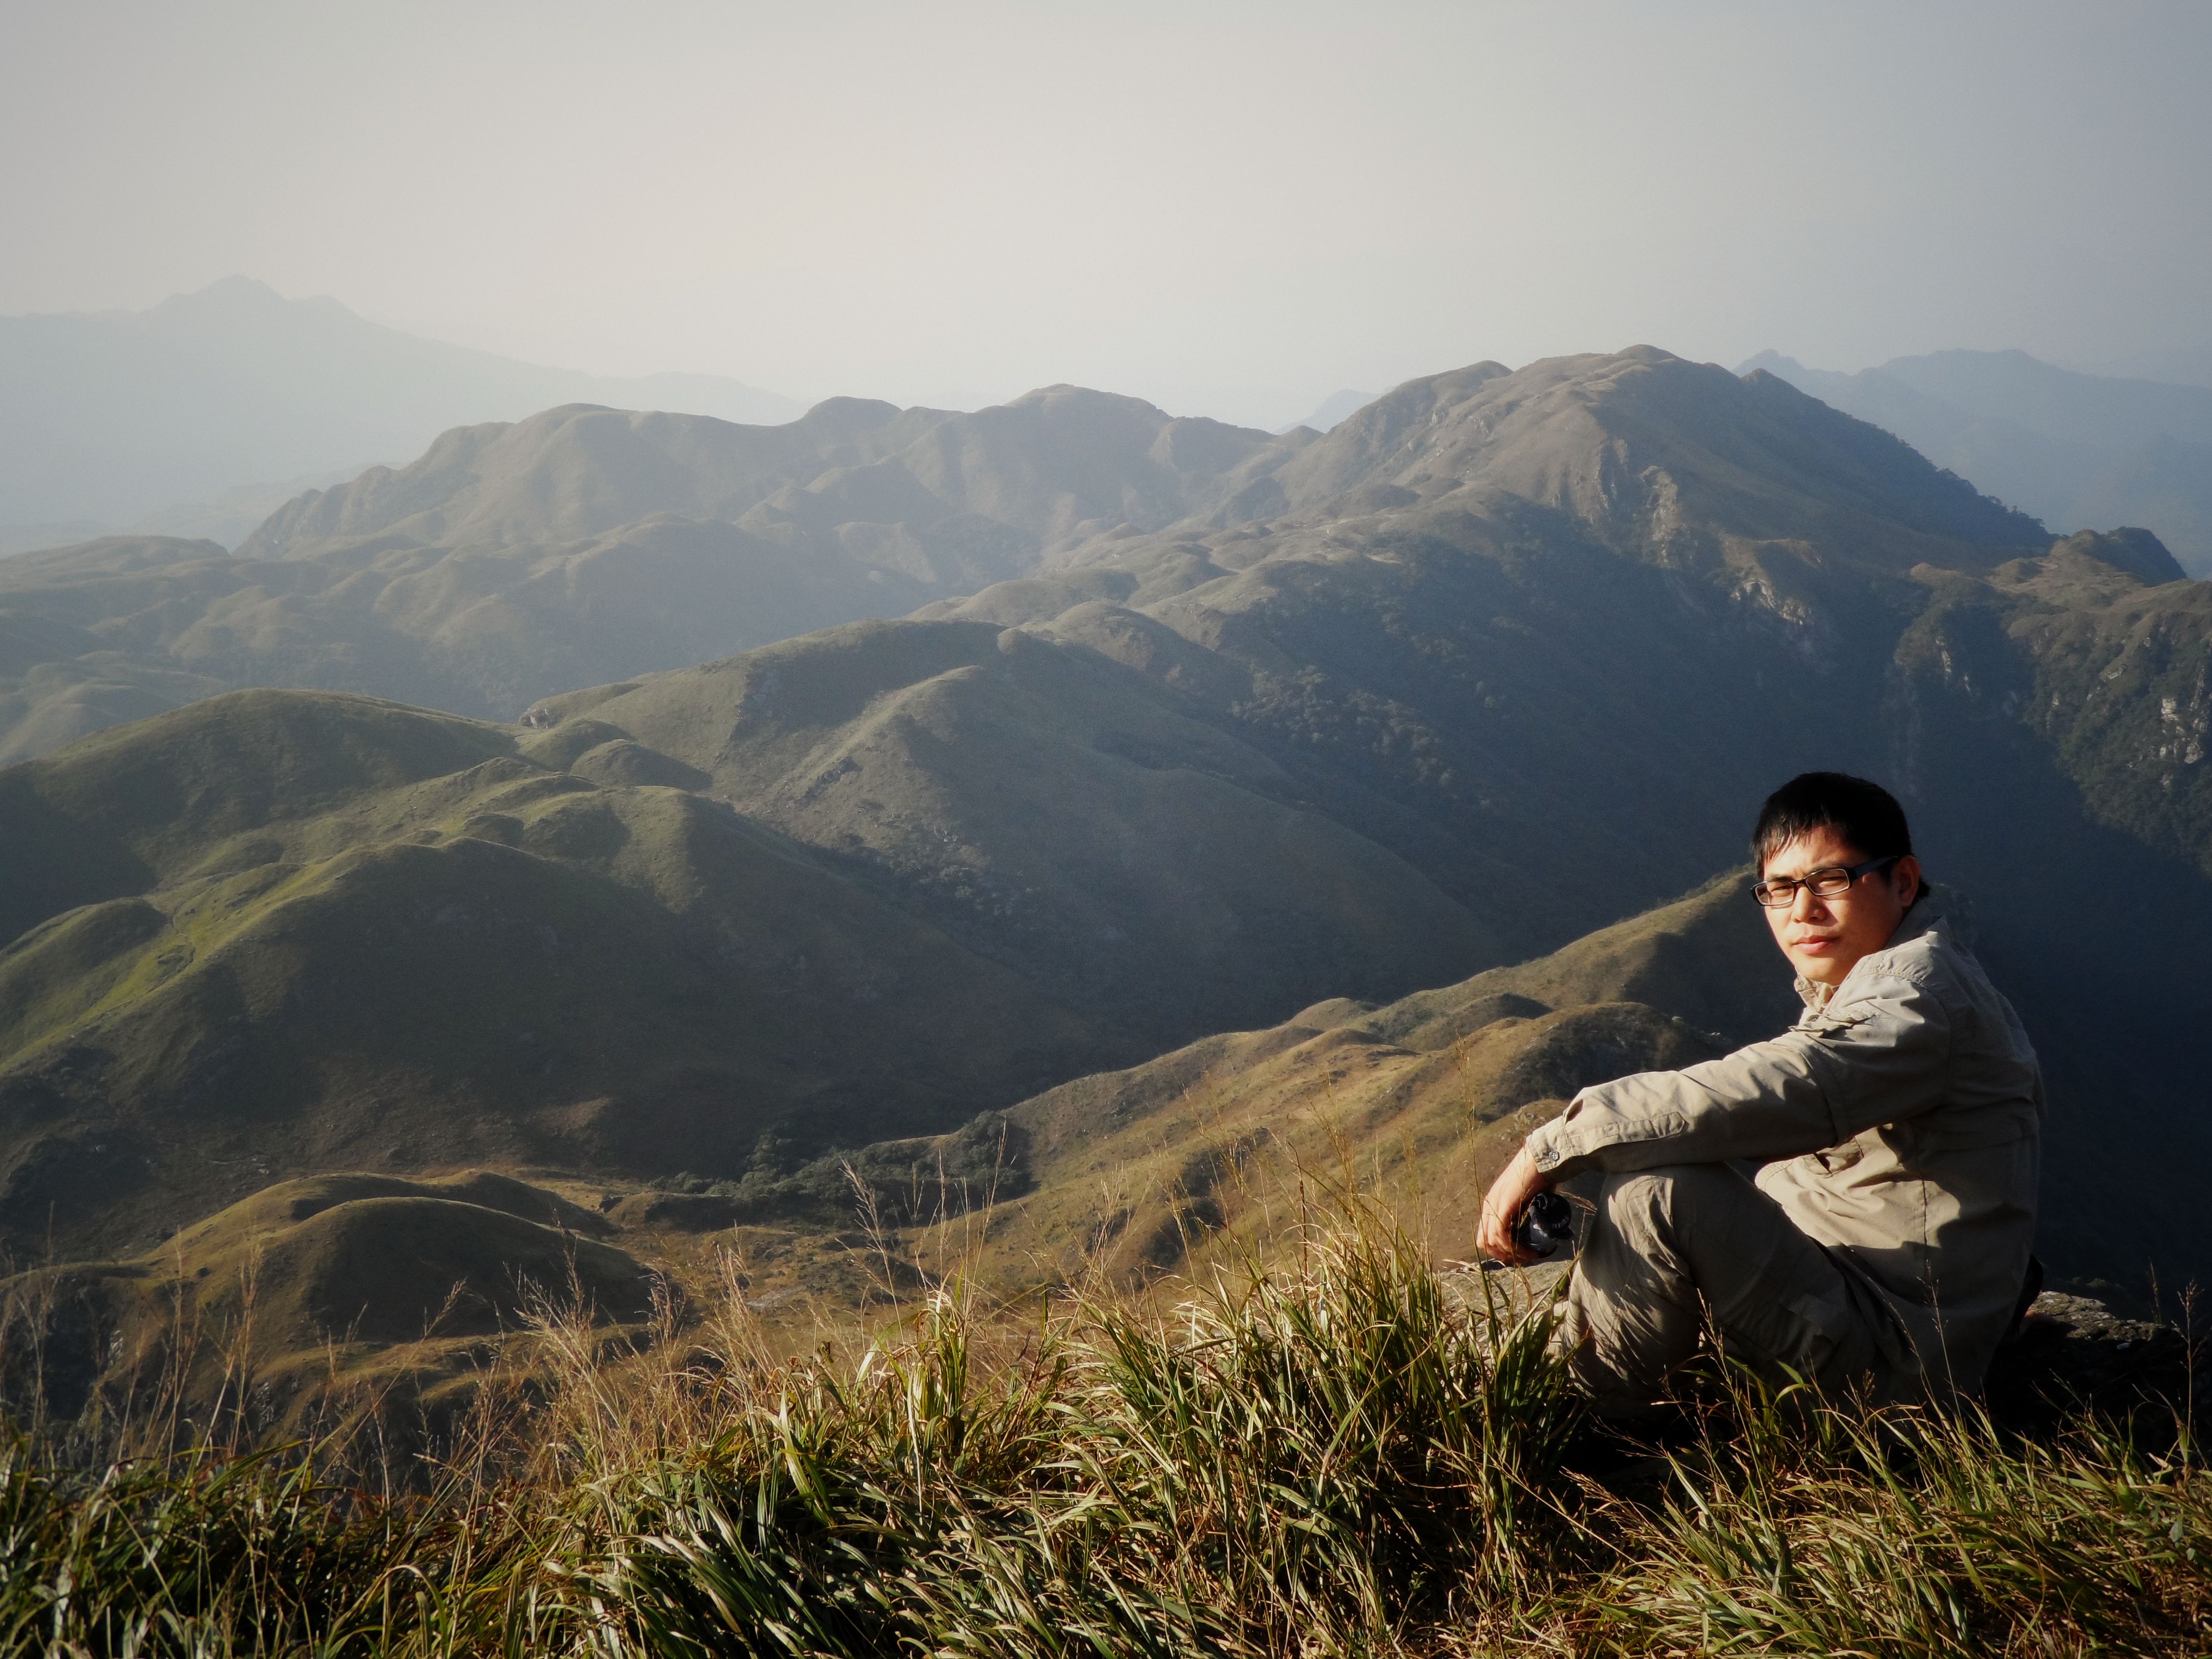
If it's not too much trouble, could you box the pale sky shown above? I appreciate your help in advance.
[5,0,2209,428]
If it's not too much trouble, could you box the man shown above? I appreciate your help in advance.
[1476,772,2041,1408]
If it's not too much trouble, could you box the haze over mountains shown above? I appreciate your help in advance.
[0,277,803,550]
[1743,348,2212,578]
[3,345,2209,1413]
[0,391,1307,763]
[10,270,2204,587]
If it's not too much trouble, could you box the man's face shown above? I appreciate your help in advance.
[1760,825,1923,987]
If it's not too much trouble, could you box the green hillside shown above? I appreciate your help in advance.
[0,1168,655,1443]
[5,345,2209,1313]
[964,870,1779,1292]
[0,691,1116,1259]
[0,871,1934,1439]
[9,863,2164,1442]
[964,862,2166,1302]
[520,618,1504,1035]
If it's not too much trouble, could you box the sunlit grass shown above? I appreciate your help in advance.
[1,1193,2203,1656]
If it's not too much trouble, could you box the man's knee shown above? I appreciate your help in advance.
[1575,1163,1880,1397]
[1592,1162,1746,1260]
[1558,1167,1741,1408]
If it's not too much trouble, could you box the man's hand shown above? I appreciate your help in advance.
[1477,1144,1554,1265]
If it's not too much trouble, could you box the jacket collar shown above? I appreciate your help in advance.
[1794,890,1948,1014]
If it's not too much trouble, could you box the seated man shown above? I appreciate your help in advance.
[1477,772,2041,1409]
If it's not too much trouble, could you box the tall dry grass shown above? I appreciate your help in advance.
[0,1192,2203,1656]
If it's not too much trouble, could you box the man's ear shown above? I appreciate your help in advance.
[1895,854,1923,907]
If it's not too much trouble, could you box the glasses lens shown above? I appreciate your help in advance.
[1804,868,1855,898]
[1754,880,1796,907]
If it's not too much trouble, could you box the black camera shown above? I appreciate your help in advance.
[1514,1189,1575,1260]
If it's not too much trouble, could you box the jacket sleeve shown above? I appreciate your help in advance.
[1523,966,1954,1180]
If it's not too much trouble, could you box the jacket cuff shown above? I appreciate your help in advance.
[1525,1118,1583,1179]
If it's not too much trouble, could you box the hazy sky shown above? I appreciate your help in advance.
[5,0,2209,427]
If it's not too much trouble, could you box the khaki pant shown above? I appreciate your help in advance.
[1559,1163,1898,1412]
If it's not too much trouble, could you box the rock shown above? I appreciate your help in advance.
[1986,1291,2201,1432]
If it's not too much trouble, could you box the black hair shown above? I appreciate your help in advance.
[1751,772,1913,869]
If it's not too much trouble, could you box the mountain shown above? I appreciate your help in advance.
[0,690,1126,1258]
[239,385,1303,561]
[4,346,2209,1306]
[515,618,1501,1038]
[895,352,2211,1291]
[0,1171,657,1442]
[471,350,2212,1289]
[971,871,1803,1288]
[2083,342,2212,392]
[1740,348,2212,577]
[0,276,803,544]
[1277,389,1379,434]
[0,877,1788,1437]
[0,394,1309,764]
[0,664,1501,1259]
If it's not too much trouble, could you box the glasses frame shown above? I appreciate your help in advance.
[1753,854,1900,909]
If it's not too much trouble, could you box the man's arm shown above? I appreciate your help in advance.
[1525,966,1954,1183]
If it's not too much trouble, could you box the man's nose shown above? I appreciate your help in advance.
[1791,885,1829,921]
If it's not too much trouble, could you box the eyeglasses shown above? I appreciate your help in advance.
[1753,854,1899,908]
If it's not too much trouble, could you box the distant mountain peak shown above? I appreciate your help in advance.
[795,395,909,429]
[174,273,290,304]
[1006,384,1173,418]
[1268,346,2047,562]
[1277,389,1378,434]
[1743,347,2212,574]
[0,279,808,539]
[143,274,350,326]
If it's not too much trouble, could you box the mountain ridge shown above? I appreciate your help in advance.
[1739,347,2212,577]
[4,346,2208,1307]
[0,388,1312,762]
[0,276,804,542]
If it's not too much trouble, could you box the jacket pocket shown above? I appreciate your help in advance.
[1816,1135,1870,1174]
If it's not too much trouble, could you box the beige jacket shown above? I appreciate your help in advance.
[1524,894,2043,1394]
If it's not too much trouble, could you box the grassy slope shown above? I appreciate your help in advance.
[1,1170,658,1444]
[960,871,1782,1292]
[523,619,1506,1038]
[2,1202,2202,1657]
[0,860,2186,1473]
[0,870,1813,1441]
[0,690,1103,1259]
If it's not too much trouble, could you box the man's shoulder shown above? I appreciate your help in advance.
[1874,924,1950,979]
[1848,906,2017,1022]
[1840,910,1984,1003]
